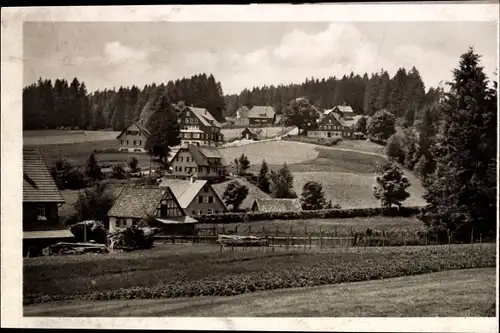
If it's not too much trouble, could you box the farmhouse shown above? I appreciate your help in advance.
[23,149,65,231]
[308,105,357,139]
[169,144,228,181]
[247,106,276,125]
[177,105,224,146]
[116,121,151,153]
[251,198,302,213]
[159,177,228,216]
[107,187,197,234]
[240,127,261,141]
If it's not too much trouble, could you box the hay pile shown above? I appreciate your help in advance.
[107,225,160,251]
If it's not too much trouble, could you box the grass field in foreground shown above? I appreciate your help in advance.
[24,243,495,305]
[23,268,496,317]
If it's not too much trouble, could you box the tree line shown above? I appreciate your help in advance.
[224,66,441,118]
[23,73,226,131]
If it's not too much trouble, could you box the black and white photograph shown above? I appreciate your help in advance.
[1,3,499,331]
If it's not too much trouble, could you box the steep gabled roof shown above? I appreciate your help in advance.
[158,178,228,211]
[23,149,65,203]
[158,179,207,208]
[252,198,302,212]
[107,187,184,219]
[171,144,228,167]
[116,121,151,139]
[188,106,222,128]
[248,106,276,119]
[332,105,356,118]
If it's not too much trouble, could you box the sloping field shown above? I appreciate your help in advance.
[24,268,496,317]
[23,130,121,146]
[221,141,319,165]
[223,141,426,208]
[293,172,426,208]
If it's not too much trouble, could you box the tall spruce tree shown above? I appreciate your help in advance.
[258,159,271,193]
[145,93,181,167]
[419,47,497,242]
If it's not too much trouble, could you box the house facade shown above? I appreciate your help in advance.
[107,187,197,233]
[116,122,151,153]
[177,106,224,146]
[159,178,228,216]
[169,144,228,181]
[308,105,357,139]
[23,149,65,231]
[247,106,276,125]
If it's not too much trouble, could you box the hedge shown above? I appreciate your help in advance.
[196,206,423,223]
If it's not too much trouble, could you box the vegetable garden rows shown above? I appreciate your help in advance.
[24,243,496,305]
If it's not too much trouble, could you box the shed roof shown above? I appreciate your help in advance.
[252,198,302,212]
[23,149,65,203]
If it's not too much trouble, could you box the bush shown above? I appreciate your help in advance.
[112,164,127,179]
[69,220,107,244]
[65,167,87,189]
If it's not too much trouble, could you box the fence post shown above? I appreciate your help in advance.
[470,229,474,252]
[447,229,451,251]
[275,225,279,236]
[319,226,323,250]
[235,225,238,234]
[249,225,252,235]
[335,226,338,237]
[213,224,216,236]
[304,226,307,252]
[222,224,225,234]
[262,226,266,236]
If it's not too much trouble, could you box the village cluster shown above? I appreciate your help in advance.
[23,100,364,242]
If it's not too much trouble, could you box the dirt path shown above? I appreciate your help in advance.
[24,268,496,317]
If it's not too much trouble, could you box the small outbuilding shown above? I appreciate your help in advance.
[240,127,261,141]
[251,198,302,213]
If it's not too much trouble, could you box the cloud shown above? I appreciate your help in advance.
[103,41,148,63]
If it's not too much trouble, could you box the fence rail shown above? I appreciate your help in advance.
[153,224,490,253]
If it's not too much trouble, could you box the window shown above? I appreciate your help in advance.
[180,157,183,162]
[192,210,196,215]
[207,209,213,215]
[198,196,204,203]
[195,118,198,123]
[178,119,181,123]
[185,118,189,124]
[186,111,190,116]
[329,119,332,123]
[215,210,219,214]
[198,210,203,215]
[208,196,214,203]
[189,118,194,124]
[186,157,190,162]
[203,186,209,193]
[36,204,46,217]
[121,140,124,145]
[126,140,129,145]
[138,140,142,145]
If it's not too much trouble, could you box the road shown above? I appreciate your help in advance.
[24,268,496,317]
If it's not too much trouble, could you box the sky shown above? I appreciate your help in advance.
[23,21,498,95]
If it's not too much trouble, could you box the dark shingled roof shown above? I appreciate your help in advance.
[252,198,302,212]
[107,187,184,219]
[23,149,65,203]
[116,121,151,139]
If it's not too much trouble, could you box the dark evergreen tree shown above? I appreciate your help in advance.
[258,159,271,193]
[419,48,497,242]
